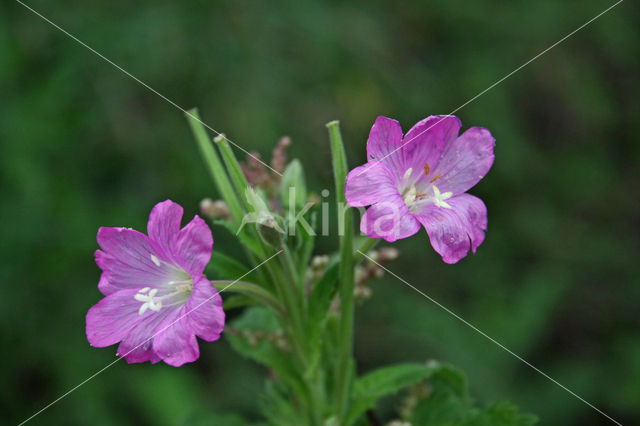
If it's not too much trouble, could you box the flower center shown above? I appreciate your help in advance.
[133,255,194,315]
[400,166,453,211]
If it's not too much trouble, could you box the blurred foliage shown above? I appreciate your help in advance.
[1,0,639,424]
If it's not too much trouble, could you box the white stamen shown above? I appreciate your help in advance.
[150,254,161,267]
[139,287,150,293]
[432,185,453,209]
[403,168,413,180]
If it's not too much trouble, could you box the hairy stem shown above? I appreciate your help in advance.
[327,120,355,421]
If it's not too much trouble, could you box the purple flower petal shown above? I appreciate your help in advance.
[447,194,487,253]
[185,278,225,342]
[414,193,488,263]
[86,288,144,347]
[117,310,173,364]
[95,228,174,295]
[360,197,420,242]
[430,127,495,195]
[174,215,213,278]
[153,311,199,367]
[147,200,184,260]
[345,161,398,207]
[414,206,470,264]
[402,115,461,184]
[366,116,405,173]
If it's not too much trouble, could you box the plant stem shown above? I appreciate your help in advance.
[210,280,284,315]
[281,246,306,312]
[214,134,251,208]
[186,109,245,224]
[186,108,272,292]
[354,238,379,262]
[327,120,355,422]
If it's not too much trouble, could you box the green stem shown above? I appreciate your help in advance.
[210,280,284,315]
[214,134,252,208]
[354,238,379,262]
[281,247,306,313]
[185,109,245,224]
[327,120,355,421]
[186,109,271,290]
[215,135,310,358]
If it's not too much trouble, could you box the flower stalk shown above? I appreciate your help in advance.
[186,109,244,224]
[327,120,355,421]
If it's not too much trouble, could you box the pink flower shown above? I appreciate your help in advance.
[86,200,225,366]
[346,116,495,264]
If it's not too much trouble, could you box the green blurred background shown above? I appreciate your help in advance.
[1,0,639,424]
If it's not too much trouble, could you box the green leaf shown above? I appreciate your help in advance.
[207,251,256,281]
[226,306,281,363]
[222,294,259,310]
[260,381,303,426]
[469,402,538,426]
[347,361,465,424]
[409,367,537,426]
[226,307,308,400]
[214,219,263,257]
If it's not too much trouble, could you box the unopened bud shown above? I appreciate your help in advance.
[257,216,285,248]
[311,255,329,269]
[280,159,307,210]
[354,285,372,301]
[379,247,399,261]
[200,198,230,220]
[271,136,291,175]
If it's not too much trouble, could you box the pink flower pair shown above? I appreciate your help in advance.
[86,114,494,366]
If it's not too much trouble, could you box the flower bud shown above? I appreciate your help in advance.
[200,198,231,220]
[280,159,307,210]
[257,216,285,248]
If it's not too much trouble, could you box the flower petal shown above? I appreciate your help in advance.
[430,127,495,195]
[86,288,143,347]
[402,115,461,183]
[174,215,213,278]
[360,197,420,242]
[366,116,405,173]
[414,207,469,264]
[95,228,175,295]
[117,309,173,364]
[153,310,200,367]
[448,194,487,253]
[345,161,398,207]
[414,194,488,263]
[147,200,184,260]
[185,278,225,341]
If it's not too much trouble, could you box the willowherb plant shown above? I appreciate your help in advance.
[85,110,537,425]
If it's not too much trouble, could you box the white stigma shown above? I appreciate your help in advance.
[150,254,161,267]
[432,185,453,209]
[134,287,162,315]
[402,184,417,207]
[403,168,413,180]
